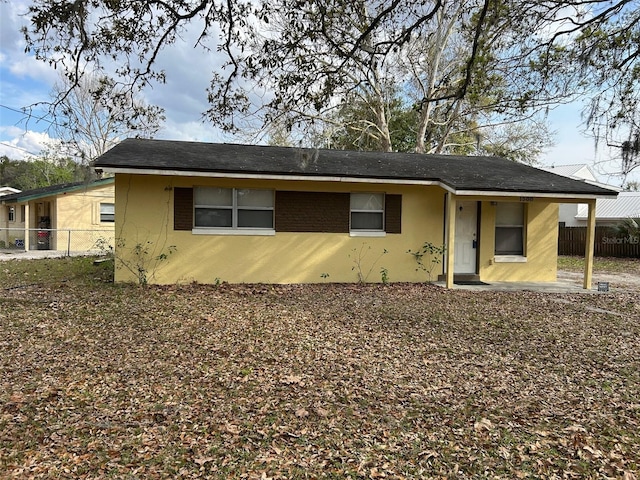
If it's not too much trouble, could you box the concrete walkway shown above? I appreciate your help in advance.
[436,280,598,294]
[435,270,639,293]
[0,249,100,260]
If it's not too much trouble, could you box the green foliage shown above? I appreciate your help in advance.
[0,256,114,287]
[349,243,388,284]
[615,218,640,239]
[22,0,640,176]
[21,0,558,163]
[476,121,553,165]
[0,155,91,191]
[407,242,447,283]
[380,267,389,284]
[115,238,177,285]
[327,94,419,153]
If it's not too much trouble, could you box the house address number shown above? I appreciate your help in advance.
[519,196,534,202]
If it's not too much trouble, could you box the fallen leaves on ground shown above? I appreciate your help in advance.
[0,258,639,478]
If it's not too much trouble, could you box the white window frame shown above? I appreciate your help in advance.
[350,192,385,237]
[7,206,15,223]
[193,187,275,235]
[100,203,115,223]
[494,202,526,260]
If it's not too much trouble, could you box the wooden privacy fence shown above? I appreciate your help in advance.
[558,226,640,257]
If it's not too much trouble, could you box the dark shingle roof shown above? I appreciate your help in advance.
[94,138,617,197]
[0,178,114,203]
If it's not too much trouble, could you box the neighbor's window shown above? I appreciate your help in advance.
[194,187,274,229]
[100,203,115,222]
[350,193,384,231]
[495,202,525,255]
[7,207,15,222]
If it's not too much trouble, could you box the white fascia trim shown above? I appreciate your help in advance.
[452,190,610,200]
[98,167,441,186]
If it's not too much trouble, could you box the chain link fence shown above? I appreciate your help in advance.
[0,228,114,256]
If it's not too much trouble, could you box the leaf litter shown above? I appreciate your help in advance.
[0,259,639,478]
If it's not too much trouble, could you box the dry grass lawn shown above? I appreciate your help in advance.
[1,257,639,479]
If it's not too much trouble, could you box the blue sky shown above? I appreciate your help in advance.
[0,0,634,187]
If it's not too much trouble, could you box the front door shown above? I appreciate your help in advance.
[454,201,478,274]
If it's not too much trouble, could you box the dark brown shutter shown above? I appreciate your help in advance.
[174,187,193,231]
[385,194,402,234]
[275,191,349,232]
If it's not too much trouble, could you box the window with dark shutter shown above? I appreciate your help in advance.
[174,187,193,231]
[385,194,402,234]
[350,193,384,231]
[177,188,402,235]
[194,187,274,230]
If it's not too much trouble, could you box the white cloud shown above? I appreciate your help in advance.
[157,119,230,144]
[0,0,60,110]
[0,127,62,160]
[0,1,29,55]
[8,55,59,86]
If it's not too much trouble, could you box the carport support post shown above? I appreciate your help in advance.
[23,203,30,251]
[583,199,596,289]
[446,192,456,289]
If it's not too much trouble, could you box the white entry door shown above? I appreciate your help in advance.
[454,201,478,274]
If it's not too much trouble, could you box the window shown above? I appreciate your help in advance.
[350,193,384,232]
[20,205,25,223]
[7,207,15,222]
[194,187,274,229]
[495,203,525,255]
[100,203,115,222]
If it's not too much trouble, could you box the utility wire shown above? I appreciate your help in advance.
[0,142,39,157]
[0,104,60,157]
[0,103,58,127]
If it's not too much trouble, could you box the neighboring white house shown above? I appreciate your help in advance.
[575,192,640,226]
[543,164,630,227]
[545,164,599,183]
[0,187,21,197]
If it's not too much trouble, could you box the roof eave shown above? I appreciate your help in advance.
[452,190,616,200]
[0,178,114,204]
[98,166,614,200]
[96,166,444,186]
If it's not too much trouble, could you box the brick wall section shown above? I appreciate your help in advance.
[174,188,402,233]
[385,194,402,234]
[174,187,193,231]
[275,191,350,232]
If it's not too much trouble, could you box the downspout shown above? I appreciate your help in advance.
[583,199,596,289]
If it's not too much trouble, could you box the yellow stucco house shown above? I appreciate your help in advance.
[94,139,617,288]
[0,178,115,252]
